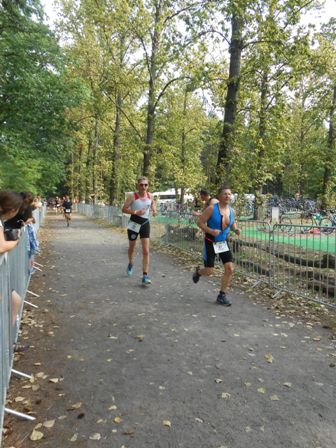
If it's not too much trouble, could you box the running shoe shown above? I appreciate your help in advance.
[142,274,152,285]
[127,263,133,277]
[216,292,231,306]
[192,266,201,284]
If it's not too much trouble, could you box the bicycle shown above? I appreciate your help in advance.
[257,212,293,234]
[300,209,336,234]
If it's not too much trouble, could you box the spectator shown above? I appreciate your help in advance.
[0,191,24,336]
[0,191,23,253]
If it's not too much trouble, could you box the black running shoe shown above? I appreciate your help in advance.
[192,266,201,284]
[216,292,231,306]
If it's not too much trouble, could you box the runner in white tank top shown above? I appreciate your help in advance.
[122,177,157,285]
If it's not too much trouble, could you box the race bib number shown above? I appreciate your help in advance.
[127,220,141,233]
[213,241,229,254]
[65,209,71,213]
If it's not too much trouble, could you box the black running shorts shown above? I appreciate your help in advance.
[127,220,150,241]
[203,239,233,267]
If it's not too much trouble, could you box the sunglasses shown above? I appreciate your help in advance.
[140,183,148,186]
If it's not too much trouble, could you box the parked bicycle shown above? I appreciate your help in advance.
[257,212,293,234]
[300,209,336,234]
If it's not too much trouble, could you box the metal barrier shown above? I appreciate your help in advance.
[77,205,336,308]
[270,224,335,306]
[0,207,45,444]
[76,203,128,227]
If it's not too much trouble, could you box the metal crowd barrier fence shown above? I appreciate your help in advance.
[0,206,45,445]
[77,205,335,308]
[76,203,129,227]
[270,224,336,307]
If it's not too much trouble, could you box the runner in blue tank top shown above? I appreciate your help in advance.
[192,185,240,306]
[122,177,157,285]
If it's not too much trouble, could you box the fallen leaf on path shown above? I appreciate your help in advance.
[283,382,292,388]
[69,402,82,410]
[258,387,266,394]
[43,419,55,428]
[122,428,135,435]
[114,416,122,424]
[69,434,78,442]
[163,420,171,428]
[30,429,44,441]
[108,405,117,410]
[270,395,280,401]
[49,378,59,383]
[220,392,231,400]
[265,353,274,363]
[89,433,101,440]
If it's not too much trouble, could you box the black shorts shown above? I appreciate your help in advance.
[127,219,150,241]
[203,239,233,268]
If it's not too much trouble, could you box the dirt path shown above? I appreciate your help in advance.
[3,213,336,448]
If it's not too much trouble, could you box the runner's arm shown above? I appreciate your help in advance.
[197,206,219,236]
[230,214,240,236]
[151,199,158,217]
[122,194,135,215]
[208,198,219,206]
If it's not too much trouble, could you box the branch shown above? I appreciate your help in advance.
[105,93,143,140]
[163,0,216,24]
[153,76,190,112]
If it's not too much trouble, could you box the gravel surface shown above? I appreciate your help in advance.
[4,213,336,448]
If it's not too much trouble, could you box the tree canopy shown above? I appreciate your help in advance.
[1,0,335,206]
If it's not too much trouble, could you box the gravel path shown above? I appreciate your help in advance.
[4,213,336,448]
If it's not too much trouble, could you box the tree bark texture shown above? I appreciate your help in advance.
[217,12,243,183]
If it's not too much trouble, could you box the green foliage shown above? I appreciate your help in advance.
[2,0,335,204]
[0,0,85,194]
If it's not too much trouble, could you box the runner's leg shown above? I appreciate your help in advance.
[220,262,234,293]
[140,238,150,274]
[128,240,137,265]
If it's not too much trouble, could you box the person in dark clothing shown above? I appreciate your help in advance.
[4,192,34,230]
[62,195,73,227]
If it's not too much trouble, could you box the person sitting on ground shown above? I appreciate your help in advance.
[193,189,219,216]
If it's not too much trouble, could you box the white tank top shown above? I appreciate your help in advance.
[130,192,152,219]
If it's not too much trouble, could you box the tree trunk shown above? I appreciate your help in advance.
[180,89,188,205]
[77,144,83,201]
[92,116,99,204]
[321,83,336,209]
[109,93,122,204]
[217,11,244,183]
[85,132,93,203]
[143,0,162,177]
[253,70,268,220]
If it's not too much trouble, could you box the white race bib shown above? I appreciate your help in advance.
[65,209,71,213]
[127,220,141,233]
[213,241,229,254]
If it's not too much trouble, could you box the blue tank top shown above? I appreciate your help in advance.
[206,204,234,242]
